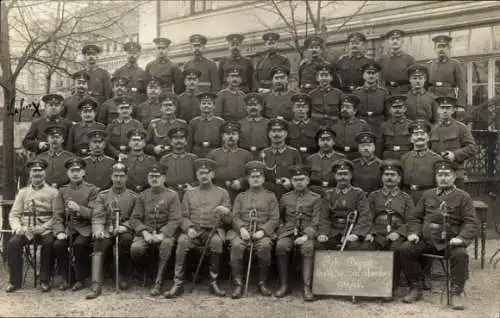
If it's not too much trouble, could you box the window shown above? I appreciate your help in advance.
[493,25,500,52]
[469,27,491,55]
[450,29,469,57]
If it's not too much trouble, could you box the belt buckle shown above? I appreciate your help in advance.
[304,84,312,88]
[250,146,257,152]
[436,82,443,87]
[322,181,329,187]
[202,141,210,147]
[410,185,418,191]
[344,146,350,152]
[136,185,142,191]
[81,149,88,154]
[429,223,441,230]
[299,147,307,153]
[335,218,346,224]
[177,184,183,190]
[131,87,138,92]
[393,146,400,151]
[277,116,284,120]
[349,86,355,91]
[367,111,373,116]
[390,81,397,87]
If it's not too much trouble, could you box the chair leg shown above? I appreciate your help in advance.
[439,258,451,306]
[474,238,478,260]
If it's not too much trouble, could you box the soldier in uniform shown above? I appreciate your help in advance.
[81,44,112,104]
[105,96,143,160]
[354,61,389,136]
[427,35,467,120]
[256,32,291,93]
[275,165,322,301]
[308,64,343,126]
[36,125,74,188]
[112,42,147,105]
[400,160,478,310]
[62,70,93,122]
[5,158,63,293]
[306,128,346,194]
[218,33,257,93]
[378,30,416,95]
[429,96,476,189]
[67,98,105,157]
[145,93,187,159]
[53,157,100,291]
[159,127,198,200]
[336,32,373,93]
[215,65,247,121]
[83,130,115,190]
[330,94,370,160]
[239,92,270,157]
[135,77,163,129]
[97,76,131,126]
[187,92,225,157]
[260,118,302,199]
[122,129,158,193]
[229,161,279,298]
[401,120,442,203]
[406,64,437,123]
[164,158,231,298]
[288,93,320,161]
[317,159,369,249]
[379,95,413,160]
[352,132,382,194]
[145,37,184,95]
[208,122,253,201]
[177,68,202,122]
[85,162,137,299]
[183,34,220,93]
[23,93,72,154]
[262,66,295,121]
[129,163,181,296]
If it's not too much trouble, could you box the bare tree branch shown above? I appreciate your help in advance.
[304,0,318,32]
[335,0,368,33]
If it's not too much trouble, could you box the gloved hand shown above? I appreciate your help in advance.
[294,235,308,245]
[317,235,328,243]
[408,233,419,243]
[240,227,250,241]
[187,228,197,239]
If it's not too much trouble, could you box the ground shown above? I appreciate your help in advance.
[0,241,499,318]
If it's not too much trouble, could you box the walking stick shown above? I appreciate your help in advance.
[440,201,451,306]
[244,208,258,296]
[189,225,218,293]
[110,199,121,292]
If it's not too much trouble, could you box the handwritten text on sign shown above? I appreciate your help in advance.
[312,251,394,298]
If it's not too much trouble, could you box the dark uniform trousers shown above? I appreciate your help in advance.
[92,233,134,277]
[8,234,54,286]
[314,235,358,250]
[276,236,314,257]
[53,234,92,282]
[229,234,273,264]
[130,236,175,265]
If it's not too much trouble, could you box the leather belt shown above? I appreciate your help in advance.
[386,80,409,87]
[333,217,347,224]
[429,222,442,229]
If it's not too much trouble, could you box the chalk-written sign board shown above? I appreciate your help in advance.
[312,250,394,298]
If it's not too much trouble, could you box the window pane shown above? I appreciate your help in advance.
[469,27,491,54]
[450,29,469,57]
[472,84,488,106]
[408,34,433,61]
[471,61,488,84]
[495,60,500,83]
[194,0,205,13]
[493,25,500,52]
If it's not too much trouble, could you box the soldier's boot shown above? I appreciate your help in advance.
[302,257,314,302]
[150,257,169,297]
[257,262,272,297]
[275,254,289,298]
[451,285,466,310]
[71,281,85,292]
[402,280,423,304]
[208,253,226,297]
[163,263,184,299]
[231,263,243,299]
[85,253,103,300]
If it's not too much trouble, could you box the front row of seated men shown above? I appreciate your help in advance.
[5,152,477,310]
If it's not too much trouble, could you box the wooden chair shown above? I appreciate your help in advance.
[472,200,488,269]
[421,252,451,306]
[23,242,39,288]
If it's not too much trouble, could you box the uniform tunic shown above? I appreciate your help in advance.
[145,58,184,94]
[207,147,253,186]
[112,63,147,104]
[144,118,187,157]
[354,85,389,135]
[159,152,198,189]
[105,118,144,159]
[86,67,112,104]
[330,118,370,160]
[92,187,137,238]
[401,149,442,202]
[218,55,257,93]
[183,56,221,93]
[288,119,320,160]
[309,86,342,125]
[379,117,413,159]
[298,58,341,92]
[260,145,302,199]
[187,115,225,157]
[36,150,74,187]
[278,190,322,239]
[177,90,201,123]
[238,116,270,155]
[336,54,374,92]
[262,90,295,120]
[22,116,73,154]
[214,88,247,121]
[123,152,157,193]
[378,51,415,94]
[83,155,115,190]
[352,156,382,194]
[255,53,290,89]
[306,151,346,189]
[427,58,466,107]
[67,121,106,156]
[62,93,94,123]
[135,99,162,128]
[405,89,437,123]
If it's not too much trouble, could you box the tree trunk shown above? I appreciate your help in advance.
[45,72,53,94]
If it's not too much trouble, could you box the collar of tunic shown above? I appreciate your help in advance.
[319,85,333,92]
[319,151,335,159]
[129,152,145,161]
[358,156,378,166]
[89,155,105,162]
[270,144,287,154]
[45,117,61,123]
[335,186,352,194]
[410,88,426,95]
[293,119,310,125]
[200,114,215,121]
[413,149,429,158]
[115,118,132,124]
[247,116,263,122]
[271,89,289,96]
[390,50,403,57]
[48,149,64,157]
[222,146,238,153]
[170,152,187,158]
[436,185,457,196]
[382,187,400,197]
[439,119,453,127]
[363,83,378,92]
[31,182,46,190]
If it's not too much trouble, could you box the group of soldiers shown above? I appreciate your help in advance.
[4,28,478,310]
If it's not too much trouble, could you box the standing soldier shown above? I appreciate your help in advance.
[260,118,302,199]
[183,34,220,93]
[135,77,163,129]
[36,125,74,188]
[309,64,343,126]
[401,120,442,203]
[145,37,184,95]
[352,132,382,194]
[5,158,63,293]
[164,158,231,298]
[67,98,105,157]
[218,33,257,93]
[84,130,115,190]
[406,64,437,123]
[105,96,143,160]
[336,32,373,93]
[239,92,270,157]
[428,35,467,121]
[177,69,202,123]
[145,93,187,159]
[288,93,320,161]
[23,93,72,154]
[53,157,100,291]
[129,163,181,296]
[400,160,478,310]
[97,76,131,126]
[275,165,322,301]
[256,32,290,93]
[62,70,93,123]
[380,95,413,160]
[113,42,147,105]
[85,162,137,299]
[378,30,416,95]
[215,65,247,121]
[429,96,476,189]
[330,94,370,160]
[262,66,295,121]
[187,92,225,157]
[81,44,112,104]
[229,161,279,298]
[306,128,346,194]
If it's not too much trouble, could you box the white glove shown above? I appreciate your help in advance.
[38,142,49,150]
[252,230,265,240]
[294,235,308,245]
[317,235,328,242]
[231,180,242,190]
[441,151,455,162]
[346,234,358,242]
[364,234,374,242]
[386,232,400,241]
[408,233,419,243]
[187,228,197,239]
[449,237,463,246]
[56,232,67,240]
[240,227,250,241]
[281,178,291,190]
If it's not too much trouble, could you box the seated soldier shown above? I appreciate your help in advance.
[400,160,478,310]
[352,131,382,194]
[288,93,320,162]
